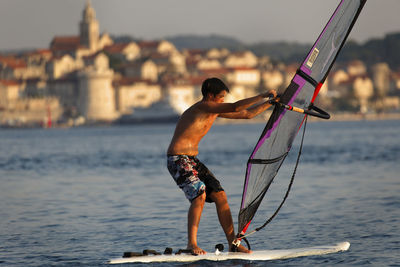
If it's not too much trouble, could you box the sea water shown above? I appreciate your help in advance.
[0,120,399,266]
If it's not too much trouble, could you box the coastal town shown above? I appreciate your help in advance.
[1,1,399,128]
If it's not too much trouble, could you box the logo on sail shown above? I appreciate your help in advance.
[306,47,320,68]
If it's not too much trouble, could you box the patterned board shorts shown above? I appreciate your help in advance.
[167,155,224,203]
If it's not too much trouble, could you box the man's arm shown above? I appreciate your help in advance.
[200,90,277,114]
[231,92,272,112]
[218,100,274,119]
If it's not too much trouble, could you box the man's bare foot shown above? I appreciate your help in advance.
[230,244,252,253]
[187,245,206,255]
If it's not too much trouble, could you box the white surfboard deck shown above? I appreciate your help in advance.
[108,241,350,264]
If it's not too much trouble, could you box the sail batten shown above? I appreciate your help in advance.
[238,0,367,235]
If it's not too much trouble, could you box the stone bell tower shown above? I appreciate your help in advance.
[79,0,99,52]
[78,53,117,121]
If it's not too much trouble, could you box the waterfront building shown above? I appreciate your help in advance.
[394,72,400,90]
[347,60,367,77]
[196,58,222,71]
[226,67,260,88]
[353,75,374,113]
[0,80,20,109]
[104,42,141,62]
[0,56,28,80]
[261,69,284,91]
[0,79,62,126]
[224,51,258,68]
[47,72,78,110]
[372,63,391,98]
[114,78,162,114]
[138,40,177,57]
[331,69,350,86]
[162,77,199,114]
[206,48,230,59]
[46,54,80,80]
[78,53,117,121]
[120,60,158,82]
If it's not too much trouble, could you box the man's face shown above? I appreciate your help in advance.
[210,90,227,103]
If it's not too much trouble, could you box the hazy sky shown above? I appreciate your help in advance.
[1,0,399,51]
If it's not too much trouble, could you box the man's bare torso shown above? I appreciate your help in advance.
[167,88,274,156]
[167,101,218,156]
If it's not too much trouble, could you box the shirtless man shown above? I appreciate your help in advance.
[167,77,277,255]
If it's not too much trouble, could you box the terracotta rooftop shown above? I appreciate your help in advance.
[50,36,83,51]
[0,56,27,69]
[185,49,207,57]
[26,49,52,57]
[229,67,257,71]
[199,68,230,75]
[0,79,20,86]
[104,43,129,54]
[113,77,155,86]
[138,41,160,49]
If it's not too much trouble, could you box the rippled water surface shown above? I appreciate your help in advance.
[0,120,399,266]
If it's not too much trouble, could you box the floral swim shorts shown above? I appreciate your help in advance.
[167,155,224,203]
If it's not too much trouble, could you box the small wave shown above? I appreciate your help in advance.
[0,151,166,172]
[286,143,400,165]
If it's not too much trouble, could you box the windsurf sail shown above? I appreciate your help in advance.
[237,0,367,241]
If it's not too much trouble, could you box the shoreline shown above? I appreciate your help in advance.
[216,112,400,125]
[309,112,400,122]
[1,112,400,129]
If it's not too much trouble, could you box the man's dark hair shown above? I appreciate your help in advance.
[201,77,229,97]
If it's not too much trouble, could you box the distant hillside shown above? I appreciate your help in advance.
[165,34,311,63]
[248,41,310,63]
[111,35,141,43]
[164,32,400,69]
[338,32,400,69]
[4,31,397,70]
[166,34,245,51]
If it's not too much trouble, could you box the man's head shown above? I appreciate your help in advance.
[201,78,229,99]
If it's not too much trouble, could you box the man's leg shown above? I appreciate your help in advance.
[209,191,250,253]
[187,192,207,255]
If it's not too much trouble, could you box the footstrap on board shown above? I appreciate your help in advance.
[175,249,198,256]
[164,247,173,254]
[123,251,144,258]
[122,248,164,258]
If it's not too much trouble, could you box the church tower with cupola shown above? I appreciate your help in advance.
[79,0,99,52]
